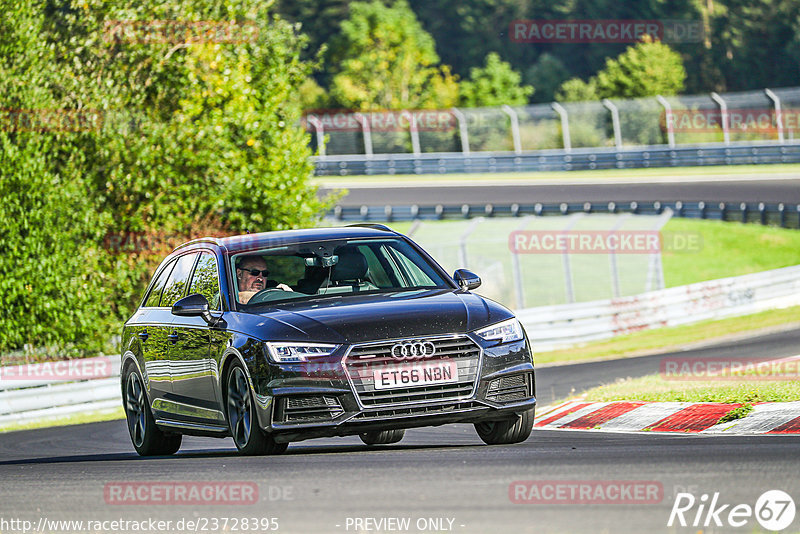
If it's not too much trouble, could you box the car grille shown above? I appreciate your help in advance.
[486,373,533,403]
[353,401,482,421]
[276,395,344,423]
[344,335,481,408]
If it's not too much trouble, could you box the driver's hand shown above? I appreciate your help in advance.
[239,290,257,304]
[276,283,294,292]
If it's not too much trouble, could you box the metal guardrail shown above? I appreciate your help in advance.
[330,200,800,229]
[314,141,800,176]
[519,265,800,352]
[2,265,799,425]
[0,356,121,427]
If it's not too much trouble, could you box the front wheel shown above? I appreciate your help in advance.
[225,362,287,456]
[359,429,405,445]
[123,365,182,456]
[474,408,534,445]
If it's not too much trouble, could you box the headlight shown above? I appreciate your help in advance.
[264,342,340,363]
[475,318,524,344]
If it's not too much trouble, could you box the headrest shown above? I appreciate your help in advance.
[331,247,368,281]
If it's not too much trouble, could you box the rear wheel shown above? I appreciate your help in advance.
[225,362,287,456]
[123,365,182,456]
[359,429,405,445]
[474,408,534,445]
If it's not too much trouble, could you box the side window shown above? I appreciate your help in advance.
[189,252,221,310]
[358,245,392,287]
[160,253,198,307]
[385,246,437,286]
[143,260,176,308]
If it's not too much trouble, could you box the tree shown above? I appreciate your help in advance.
[555,38,686,101]
[459,52,533,107]
[594,37,686,98]
[327,0,459,110]
[555,78,598,102]
[525,53,570,103]
[0,0,334,354]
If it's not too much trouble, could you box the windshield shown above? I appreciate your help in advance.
[231,237,452,308]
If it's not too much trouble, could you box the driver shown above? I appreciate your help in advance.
[236,256,293,304]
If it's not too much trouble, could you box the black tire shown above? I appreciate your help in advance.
[474,408,535,445]
[359,429,405,445]
[123,364,182,456]
[225,362,287,456]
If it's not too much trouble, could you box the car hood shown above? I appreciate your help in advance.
[233,289,514,344]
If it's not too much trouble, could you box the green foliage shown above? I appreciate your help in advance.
[525,53,570,103]
[459,52,533,107]
[594,38,686,99]
[555,78,598,103]
[0,0,334,356]
[555,40,686,102]
[327,0,459,110]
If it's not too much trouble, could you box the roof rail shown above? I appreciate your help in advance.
[346,223,395,232]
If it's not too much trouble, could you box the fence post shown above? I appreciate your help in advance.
[353,112,373,156]
[656,95,675,148]
[765,88,784,144]
[502,105,522,154]
[608,214,632,298]
[450,108,470,155]
[560,213,584,303]
[458,217,483,268]
[401,110,421,156]
[646,208,673,292]
[602,99,623,150]
[306,115,326,158]
[551,102,571,152]
[710,92,730,145]
[510,216,532,309]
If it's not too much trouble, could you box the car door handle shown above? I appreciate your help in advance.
[137,331,149,342]
[167,331,179,344]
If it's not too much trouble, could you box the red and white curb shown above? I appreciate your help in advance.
[534,400,800,434]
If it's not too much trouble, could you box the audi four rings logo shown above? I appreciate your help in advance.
[391,341,436,360]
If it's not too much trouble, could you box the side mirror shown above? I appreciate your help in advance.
[172,293,213,324]
[453,269,481,291]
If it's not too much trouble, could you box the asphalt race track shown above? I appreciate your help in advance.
[1,328,799,533]
[322,178,800,207]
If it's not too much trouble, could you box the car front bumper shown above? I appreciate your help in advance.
[250,335,536,443]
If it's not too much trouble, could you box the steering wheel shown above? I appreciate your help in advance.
[246,287,288,305]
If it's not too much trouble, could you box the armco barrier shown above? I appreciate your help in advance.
[330,200,800,229]
[519,264,800,352]
[314,141,800,176]
[1,265,799,426]
[0,356,121,427]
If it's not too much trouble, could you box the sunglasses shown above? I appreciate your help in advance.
[238,268,269,277]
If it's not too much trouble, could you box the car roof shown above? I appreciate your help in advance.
[173,225,400,254]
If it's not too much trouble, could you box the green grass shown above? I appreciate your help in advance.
[314,163,800,185]
[580,374,800,403]
[662,218,800,287]
[0,407,124,433]
[717,403,754,423]
[536,305,800,365]
[387,218,800,291]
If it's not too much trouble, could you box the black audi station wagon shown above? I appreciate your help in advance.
[121,225,536,456]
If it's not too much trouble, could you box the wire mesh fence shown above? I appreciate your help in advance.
[405,212,672,308]
[304,86,800,157]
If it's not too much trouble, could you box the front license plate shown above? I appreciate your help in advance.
[372,361,458,390]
